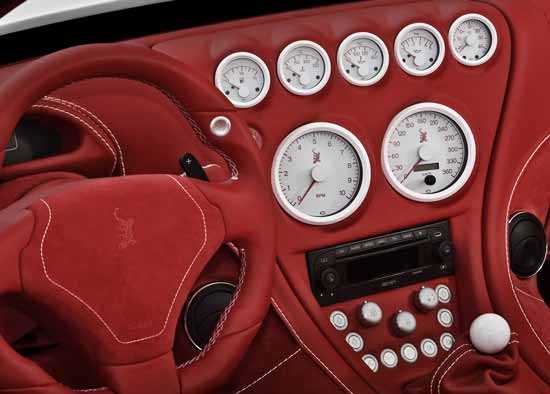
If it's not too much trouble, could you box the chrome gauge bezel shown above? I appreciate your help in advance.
[394,23,446,77]
[337,32,390,87]
[277,40,332,96]
[271,122,371,225]
[381,103,476,202]
[214,51,271,108]
[448,14,498,67]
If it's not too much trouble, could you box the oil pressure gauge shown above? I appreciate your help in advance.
[449,14,498,66]
[382,103,476,202]
[395,23,445,76]
[215,52,270,108]
[277,40,331,95]
[337,32,389,86]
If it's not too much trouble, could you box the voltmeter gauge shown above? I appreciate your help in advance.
[382,103,476,202]
[337,32,389,86]
[277,40,331,96]
[215,52,270,108]
[272,122,371,225]
[395,23,445,76]
[449,14,498,66]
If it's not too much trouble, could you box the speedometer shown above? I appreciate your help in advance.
[382,103,476,202]
[272,122,371,225]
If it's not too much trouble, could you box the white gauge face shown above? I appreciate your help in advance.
[337,32,389,86]
[277,41,331,95]
[215,52,270,108]
[395,23,445,76]
[272,123,371,225]
[449,14,498,66]
[382,103,476,202]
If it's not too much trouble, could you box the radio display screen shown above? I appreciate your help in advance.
[345,241,434,283]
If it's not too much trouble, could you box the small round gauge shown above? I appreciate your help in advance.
[382,103,476,202]
[395,23,445,76]
[337,32,389,86]
[272,122,371,225]
[449,14,498,66]
[277,40,331,96]
[214,52,270,108]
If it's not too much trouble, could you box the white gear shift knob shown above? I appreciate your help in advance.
[469,313,511,354]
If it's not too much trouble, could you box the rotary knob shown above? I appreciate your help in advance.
[357,301,383,327]
[414,287,439,312]
[392,310,417,337]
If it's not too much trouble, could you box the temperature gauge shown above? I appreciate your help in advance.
[277,40,331,95]
[395,23,445,76]
[449,14,498,66]
[337,32,389,86]
[215,52,270,108]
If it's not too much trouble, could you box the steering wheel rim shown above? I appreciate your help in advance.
[0,43,275,394]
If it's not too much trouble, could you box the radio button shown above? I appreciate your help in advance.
[435,284,452,303]
[389,234,402,242]
[400,343,418,363]
[349,243,362,253]
[329,311,348,331]
[362,240,375,249]
[415,287,439,312]
[420,338,438,358]
[401,232,414,240]
[438,241,454,260]
[335,247,349,257]
[440,332,456,351]
[437,308,454,328]
[380,349,399,368]
[392,310,417,336]
[414,229,428,238]
[375,237,389,246]
[358,301,383,327]
[345,332,364,352]
[362,354,379,372]
[320,268,340,290]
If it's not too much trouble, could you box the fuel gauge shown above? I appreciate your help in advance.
[395,23,445,76]
[337,32,389,86]
[449,14,498,66]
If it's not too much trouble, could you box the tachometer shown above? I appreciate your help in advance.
[382,103,476,202]
[449,14,498,66]
[395,23,445,76]
[272,122,371,225]
[337,32,389,86]
[214,52,270,108]
[277,40,331,95]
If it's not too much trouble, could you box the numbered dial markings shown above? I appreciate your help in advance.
[395,24,445,76]
[278,41,331,95]
[386,111,466,195]
[338,33,389,86]
[450,14,497,66]
[215,52,270,108]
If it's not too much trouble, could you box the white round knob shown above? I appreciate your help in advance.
[358,301,383,327]
[393,310,417,336]
[415,287,439,312]
[469,313,511,354]
[210,116,231,137]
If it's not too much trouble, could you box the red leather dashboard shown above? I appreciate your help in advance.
[1,0,549,393]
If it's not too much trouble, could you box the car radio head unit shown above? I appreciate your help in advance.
[307,221,454,306]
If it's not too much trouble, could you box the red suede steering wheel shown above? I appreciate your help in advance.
[0,44,275,394]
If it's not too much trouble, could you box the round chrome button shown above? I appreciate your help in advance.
[329,310,348,331]
[362,354,379,373]
[437,308,454,328]
[435,284,452,303]
[358,301,383,327]
[400,343,418,363]
[415,287,439,312]
[345,332,364,352]
[420,338,438,358]
[380,348,399,368]
[440,332,456,351]
[393,310,417,336]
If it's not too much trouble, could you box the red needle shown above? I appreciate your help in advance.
[298,180,316,205]
[401,158,422,183]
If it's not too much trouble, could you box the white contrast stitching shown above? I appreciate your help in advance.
[31,104,117,175]
[177,248,247,369]
[436,349,476,394]
[270,298,355,394]
[38,174,207,344]
[429,343,472,394]
[514,286,547,304]
[505,132,550,355]
[232,348,302,394]
[71,387,109,392]
[43,96,126,176]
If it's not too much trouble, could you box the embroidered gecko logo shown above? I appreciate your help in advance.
[113,208,137,250]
